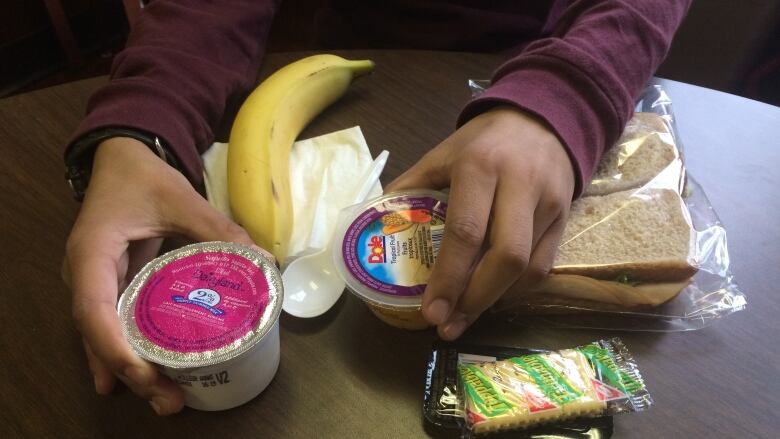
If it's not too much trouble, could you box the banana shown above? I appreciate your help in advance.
[227,54,374,263]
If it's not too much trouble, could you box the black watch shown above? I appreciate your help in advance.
[64,127,178,201]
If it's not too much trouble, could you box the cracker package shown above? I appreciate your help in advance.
[423,338,650,438]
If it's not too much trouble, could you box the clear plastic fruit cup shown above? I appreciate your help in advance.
[118,242,283,411]
[332,190,448,330]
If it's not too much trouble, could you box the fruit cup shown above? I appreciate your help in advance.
[332,190,448,330]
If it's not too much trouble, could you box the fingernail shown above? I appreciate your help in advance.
[149,397,168,415]
[443,318,469,340]
[124,366,149,387]
[426,299,450,325]
[93,375,102,394]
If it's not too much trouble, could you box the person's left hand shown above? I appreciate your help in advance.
[386,106,575,340]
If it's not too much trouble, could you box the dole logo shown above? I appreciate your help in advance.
[367,235,386,263]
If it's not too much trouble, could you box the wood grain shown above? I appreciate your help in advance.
[0,51,778,438]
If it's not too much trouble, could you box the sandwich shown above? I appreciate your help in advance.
[584,111,682,196]
[513,112,697,312]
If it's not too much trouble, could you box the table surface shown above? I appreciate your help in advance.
[1,50,778,439]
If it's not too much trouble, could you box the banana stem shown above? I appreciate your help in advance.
[349,60,376,78]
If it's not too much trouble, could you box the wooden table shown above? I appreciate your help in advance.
[1,51,778,438]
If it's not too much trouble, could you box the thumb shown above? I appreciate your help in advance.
[167,187,257,248]
[165,189,276,261]
[385,150,450,193]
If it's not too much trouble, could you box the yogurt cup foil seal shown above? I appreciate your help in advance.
[118,242,283,370]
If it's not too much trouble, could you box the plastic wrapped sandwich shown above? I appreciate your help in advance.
[519,111,695,312]
[466,82,746,330]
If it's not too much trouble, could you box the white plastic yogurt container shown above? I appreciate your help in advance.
[118,241,282,411]
[332,190,448,329]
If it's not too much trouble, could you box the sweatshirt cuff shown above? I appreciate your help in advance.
[458,57,621,198]
[66,78,207,187]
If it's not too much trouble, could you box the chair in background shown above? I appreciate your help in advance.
[42,0,142,72]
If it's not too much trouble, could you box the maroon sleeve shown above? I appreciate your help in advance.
[66,0,279,186]
[458,0,692,197]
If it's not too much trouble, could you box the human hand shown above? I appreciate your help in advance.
[386,106,575,340]
[62,137,259,415]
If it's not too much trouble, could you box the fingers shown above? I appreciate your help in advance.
[383,108,575,340]
[83,337,183,415]
[513,215,565,292]
[125,238,164,284]
[83,339,116,395]
[164,187,255,247]
[420,164,497,327]
[436,183,538,339]
[166,192,277,263]
[115,364,185,416]
[495,216,567,312]
[69,246,145,375]
[385,149,449,192]
[66,138,251,415]
[67,234,184,415]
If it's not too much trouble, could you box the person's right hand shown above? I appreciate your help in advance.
[62,137,258,415]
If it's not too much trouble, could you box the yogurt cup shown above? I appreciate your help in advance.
[333,190,448,329]
[118,242,282,411]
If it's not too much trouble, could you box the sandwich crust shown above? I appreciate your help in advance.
[525,274,690,309]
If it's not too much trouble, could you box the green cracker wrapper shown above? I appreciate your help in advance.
[423,338,650,438]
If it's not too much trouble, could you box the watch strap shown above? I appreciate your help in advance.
[64,127,178,201]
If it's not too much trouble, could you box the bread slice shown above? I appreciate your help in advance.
[584,112,680,196]
[525,275,690,309]
[505,113,694,313]
[551,188,696,283]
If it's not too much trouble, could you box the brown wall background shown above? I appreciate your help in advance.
[657,0,780,93]
[1,0,778,104]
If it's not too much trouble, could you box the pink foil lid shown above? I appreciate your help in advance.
[118,242,282,369]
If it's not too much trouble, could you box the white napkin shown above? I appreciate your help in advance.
[202,126,384,261]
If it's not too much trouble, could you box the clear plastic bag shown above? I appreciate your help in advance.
[468,81,746,331]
